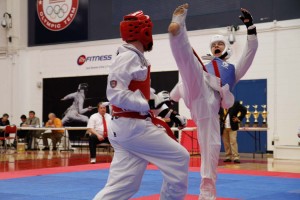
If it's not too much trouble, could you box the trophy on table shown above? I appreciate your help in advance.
[245,105,251,127]
[252,105,260,127]
[261,105,268,127]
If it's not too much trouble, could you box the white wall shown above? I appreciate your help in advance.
[0,0,27,54]
[0,0,8,53]
[0,2,299,152]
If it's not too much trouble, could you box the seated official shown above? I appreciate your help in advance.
[42,113,64,151]
[0,113,10,127]
[18,114,28,139]
[12,115,28,147]
[87,102,111,164]
[22,111,42,150]
[0,113,10,146]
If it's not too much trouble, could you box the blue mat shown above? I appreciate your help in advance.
[1,169,300,200]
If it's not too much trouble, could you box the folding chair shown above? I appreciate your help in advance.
[78,131,90,152]
[0,125,17,153]
[97,143,113,155]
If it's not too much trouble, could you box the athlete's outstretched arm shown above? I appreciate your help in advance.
[235,8,258,82]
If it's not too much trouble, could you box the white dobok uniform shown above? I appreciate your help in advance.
[169,9,258,200]
[93,44,190,200]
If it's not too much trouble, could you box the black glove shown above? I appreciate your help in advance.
[149,91,170,109]
[239,8,256,35]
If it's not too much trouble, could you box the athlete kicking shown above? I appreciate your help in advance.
[168,3,258,199]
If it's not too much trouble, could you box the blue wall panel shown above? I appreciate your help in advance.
[220,79,267,153]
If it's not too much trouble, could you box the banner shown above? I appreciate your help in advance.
[29,0,88,45]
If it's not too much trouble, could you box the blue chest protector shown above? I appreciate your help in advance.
[205,58,236,92]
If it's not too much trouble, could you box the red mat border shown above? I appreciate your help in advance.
[1,164,300,180]
[131,194,237,200]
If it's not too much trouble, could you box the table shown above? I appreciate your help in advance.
[238,127,268,158]
[63,127,198,152]
[64,127,88,151]
[171,127,199,155]
[63,127,199,153]
[0,126,66,151]
[0,126,65,131]
[170,127,197,132]
[1,126,268,157]
[22,127,68,151]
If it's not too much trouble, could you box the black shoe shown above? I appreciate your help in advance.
[42,147,50,151]
[223,159,232,163]
[234,159,241,163]
[52,147,57,151]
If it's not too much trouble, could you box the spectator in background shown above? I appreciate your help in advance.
[0,113,10,146]
[87,102,111,164]
[220,101,247,163]
[22,111,41,150]
[42,113,64,151]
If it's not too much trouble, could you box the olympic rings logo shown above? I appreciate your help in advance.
[37,0,79,31]
[46,4,69,19]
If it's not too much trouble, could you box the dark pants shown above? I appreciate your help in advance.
[18,130,28,139]
[12,130,28,146]
[1,132,9,146]
[26,131,42,149]
[89,134,110,158]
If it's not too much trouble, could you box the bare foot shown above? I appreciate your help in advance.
[168,4,189,36]
[174,3,188,16]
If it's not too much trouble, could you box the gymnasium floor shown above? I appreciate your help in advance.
[1,147,299,173]
[1,148,300,199]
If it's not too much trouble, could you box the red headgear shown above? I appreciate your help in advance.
[120,11,153,51]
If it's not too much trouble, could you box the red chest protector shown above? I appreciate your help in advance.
[112,66,151,114]
[129,66,151,100]
[111,66,177,141]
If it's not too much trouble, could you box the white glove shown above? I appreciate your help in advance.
[149,91,170,109]
[101,102,110,107]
